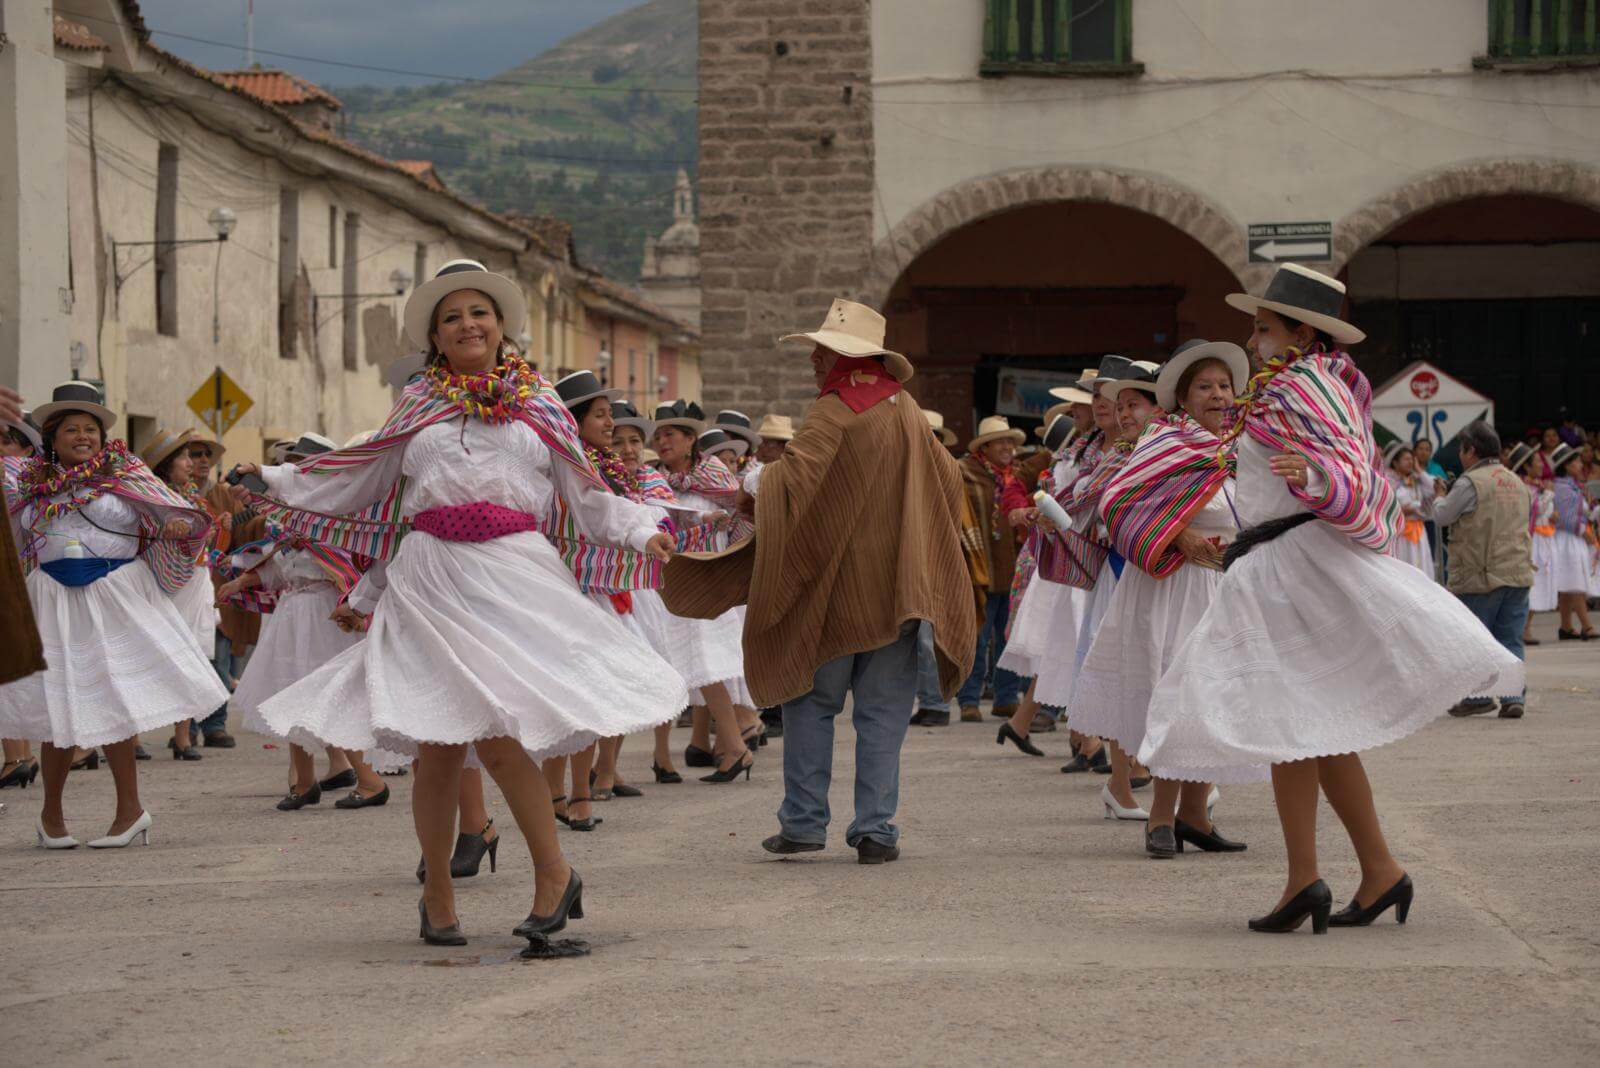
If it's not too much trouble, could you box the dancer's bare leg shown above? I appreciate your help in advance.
[474,736,572,916]
[1270,758,1322,911]
[415,743,467,928]
[1317,753,1407,907]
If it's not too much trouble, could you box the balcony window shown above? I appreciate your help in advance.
[982,0,1141,77]
[1481,0,1599,65]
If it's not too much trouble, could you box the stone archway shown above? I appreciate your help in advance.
[1333,158,1600,271]
[862,166,1252,310]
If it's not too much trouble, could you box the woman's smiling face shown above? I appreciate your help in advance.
[430,289,503,373]
[51,413,103,464]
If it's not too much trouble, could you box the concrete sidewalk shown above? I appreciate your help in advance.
[1,616,1597,1066]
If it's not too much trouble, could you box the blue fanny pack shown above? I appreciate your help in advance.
[41,557,134,587]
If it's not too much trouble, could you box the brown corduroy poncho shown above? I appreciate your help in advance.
[661,392,976,708]
[0,516,45,686]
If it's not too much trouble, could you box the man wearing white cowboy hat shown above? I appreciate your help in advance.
[956,415,1029,723]
[753,413,795,464]
[662,298,975,864]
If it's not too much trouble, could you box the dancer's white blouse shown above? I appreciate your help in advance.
[254,419,688,760]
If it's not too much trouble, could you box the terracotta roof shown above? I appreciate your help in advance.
[213,69,343,110]
[579,271,698,339]
[394,160,447,192]
[503,213,575,258]
[54,15,110,52]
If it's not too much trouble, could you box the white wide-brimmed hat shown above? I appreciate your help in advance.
[968,415,1026,454]
[924,410,957,447]
[780,298,914,383]
[554,369,624,410]
[284,431,337,461]
[1225,263,1365,346]
[1382,440,1408,467]
[1049,369,1099,406]
[1155,339,1250,410]
[1548,443,1581,473]
[1038,402,1071,434]
[756,413,795,442]
[712,410,761,448]
[1039,413,1076,452]
[1506,442,1536,474]
[652,399,706,436]
[698,428,748,459]
[611,399,654,438]
[403,259,527,351]
[385,352,428,389]
[33,380,115,429]
[4,411,43,453]
[138,427,194,471]
[1097,360,1162,401]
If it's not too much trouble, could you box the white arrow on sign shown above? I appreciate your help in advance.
[1253,239,1329,260]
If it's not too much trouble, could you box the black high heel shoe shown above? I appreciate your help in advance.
[564,794,601,832]
[0,761,29,789]
[69,750,100,771]
[449,821,499,878]
[699,751,754,783]
[1174,819,1248,853]
[1329,873,1413,927]
[513,868,584,939]
[651,763,683,784]
[1248,879,1333,934]
[996,722,1043,757]
[684,744,716,768]
[418,897,467,946]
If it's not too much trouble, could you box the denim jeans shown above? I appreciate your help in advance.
[914,621,946,710]
[778,622,919,847]
[1456,586,1529,704]
[956,591,1021,709]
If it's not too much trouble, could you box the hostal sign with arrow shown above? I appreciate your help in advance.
[1248,221,1332,263]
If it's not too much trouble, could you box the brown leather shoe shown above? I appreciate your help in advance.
[959,705,983,723]
[991,704,1018,720]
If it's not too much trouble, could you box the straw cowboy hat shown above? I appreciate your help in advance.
[712,409,761,448]
[652,399,706,436]
[1097,360,1162,401]
[403,259,526,351]
[780,298,914,383]
[3,410,42,453]
[138,427,195,470]
[755,413,796,442]
[1049,369,1099,406]
[554,369,624,410]
[1506,442,1536,474]
[698,428,748,459]
[923,410,957,447]
[967,415,1026,455]
[1225,263,1365,346]
[1155,339,1250,410]
[185,427,226,458]
[33,380,116,428]
[385,352,427,389]
[284,432,337,462]
[611,399,654,437]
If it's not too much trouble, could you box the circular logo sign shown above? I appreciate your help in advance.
[1409,371,1439,400]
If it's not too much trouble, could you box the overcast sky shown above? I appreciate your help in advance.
[136,0,644,87]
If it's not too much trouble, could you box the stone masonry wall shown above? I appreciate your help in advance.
[698,0,875,416]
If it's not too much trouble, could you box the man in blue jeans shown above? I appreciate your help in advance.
[1436,421,1533,719]
[661,299,976,864]
[956,416,1028,722]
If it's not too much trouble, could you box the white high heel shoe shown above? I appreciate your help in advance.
[36,820,80,850]
[87,810,152,849]
[1101,784,1149,821]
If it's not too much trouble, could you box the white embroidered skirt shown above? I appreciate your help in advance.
[1138,519,1525,784]
[1548,531,1593,594]
[1034,560,1114,709]
[1530,531,1558,611]
[234,584,364,735]
[258,530,688,762]
[172,567,219,660]
[0,562,229,748]
[997,576,1070,679]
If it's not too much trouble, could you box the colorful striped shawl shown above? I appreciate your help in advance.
[1100,413,1234,578]
[665,455,741,510]
[213,530,368,613]
[252,361,660,593]
[1032,442,1131,588]
[7,443,212,594]
[1232,349,1400,552]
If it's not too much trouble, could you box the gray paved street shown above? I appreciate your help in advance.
[2,615,1597,1067]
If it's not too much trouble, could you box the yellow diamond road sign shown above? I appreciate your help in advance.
[186,367,253,438]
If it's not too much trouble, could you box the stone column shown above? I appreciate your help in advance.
[0,0,71,401]
[698,0,875,416]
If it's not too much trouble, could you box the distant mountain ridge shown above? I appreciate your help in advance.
[338,0,696,283]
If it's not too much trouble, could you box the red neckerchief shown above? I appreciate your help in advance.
[818,355,901,413]
[975,453,1020,542]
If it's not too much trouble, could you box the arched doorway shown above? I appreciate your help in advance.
[1344,193,1600,439]
[882,200,1245,443]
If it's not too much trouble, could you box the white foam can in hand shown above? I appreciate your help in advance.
[1034,491,1071,531]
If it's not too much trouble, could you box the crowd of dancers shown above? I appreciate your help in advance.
[1,258,1591,948]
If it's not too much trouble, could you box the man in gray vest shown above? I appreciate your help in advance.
[1436,421,1533,719]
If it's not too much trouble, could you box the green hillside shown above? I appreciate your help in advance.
[337,0,696,283]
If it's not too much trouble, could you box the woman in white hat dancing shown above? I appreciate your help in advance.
[235,261,686,949]
[1138,265,1523,933]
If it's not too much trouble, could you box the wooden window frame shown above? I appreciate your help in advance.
[1478,0,1600,67]
[981,0,1143,78]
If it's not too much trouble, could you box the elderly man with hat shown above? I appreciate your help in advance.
[177,426,250,749]
[663,299,975,864]
[1434,421,1534,719]
[956,414,1031,723]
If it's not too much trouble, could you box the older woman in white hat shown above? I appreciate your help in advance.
[0,382,226,849]
[233,260,686,950]
[1138,265,1522,934]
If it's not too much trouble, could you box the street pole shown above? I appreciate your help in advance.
[212,365,223,441]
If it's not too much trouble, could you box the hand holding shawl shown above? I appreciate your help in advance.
[1100,414,1233,578]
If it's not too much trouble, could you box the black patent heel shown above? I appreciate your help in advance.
[651,762,683,784]
[699,751,753,783]
[1329,873,1413,927]
[1248,879,1333,934]
[513,868,584,939]
[418,897,466,946]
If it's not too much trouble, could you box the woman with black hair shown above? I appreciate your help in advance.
[0,383,226,847]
